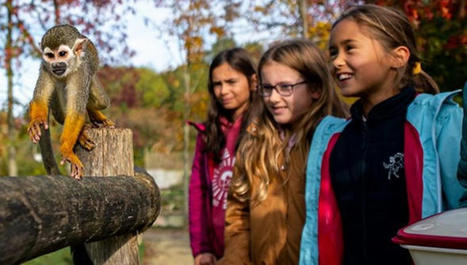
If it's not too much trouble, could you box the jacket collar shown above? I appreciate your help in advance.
[351,86,416,125]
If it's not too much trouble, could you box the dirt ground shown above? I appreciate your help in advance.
[142,228,193,265]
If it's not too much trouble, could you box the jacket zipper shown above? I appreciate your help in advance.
[361,120,369,261]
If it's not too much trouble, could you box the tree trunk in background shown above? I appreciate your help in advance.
[298,0,309,38]
[6,0,18,176]
[53,0,61,24]
[460,0,465,18]
[183,64,191,224]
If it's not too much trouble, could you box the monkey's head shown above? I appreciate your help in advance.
[40,25,88,79]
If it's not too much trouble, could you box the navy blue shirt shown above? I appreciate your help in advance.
[330,87,416,265]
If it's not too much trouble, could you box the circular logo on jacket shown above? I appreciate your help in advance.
[212,149,235,209]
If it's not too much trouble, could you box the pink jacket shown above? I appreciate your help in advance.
[188,118,243,258]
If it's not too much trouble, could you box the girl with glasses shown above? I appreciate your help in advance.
[188,48,257,265]
[218,39,347,265]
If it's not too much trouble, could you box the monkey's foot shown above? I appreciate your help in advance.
[27,118,49,144]
[60,153,84,180]
[91,118,115,129]
[88,110,115,128]
[78,124,96,150]
[70,163,83,180]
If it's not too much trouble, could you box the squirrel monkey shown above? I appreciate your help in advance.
[28,24,114,180]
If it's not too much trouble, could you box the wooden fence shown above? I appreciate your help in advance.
[0,128,160,265]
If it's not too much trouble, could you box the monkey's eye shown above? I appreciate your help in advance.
[58,51,67,57]
[45,53,54,59]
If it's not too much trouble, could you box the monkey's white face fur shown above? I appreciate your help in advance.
[42,38,86,79]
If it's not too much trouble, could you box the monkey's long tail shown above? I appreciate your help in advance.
[39,127,62,175]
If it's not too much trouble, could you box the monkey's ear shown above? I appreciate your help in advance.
[72,38,87,56]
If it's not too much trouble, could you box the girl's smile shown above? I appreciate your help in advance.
[329,19,399,113]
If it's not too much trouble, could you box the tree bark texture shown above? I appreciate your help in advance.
[0,128,160,265]
[75,128,134,177]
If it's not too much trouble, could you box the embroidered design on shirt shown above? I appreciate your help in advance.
[383,152,404,180]
[212,149,235,209]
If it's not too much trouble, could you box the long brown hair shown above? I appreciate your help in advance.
[231,39,348,205]
[204,48,257,163]
[333,4,439,94]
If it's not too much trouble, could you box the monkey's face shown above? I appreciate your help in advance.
[42,45,75,78]
[42,38,86,79]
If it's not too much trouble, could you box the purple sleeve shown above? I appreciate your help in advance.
[189,133,213,257]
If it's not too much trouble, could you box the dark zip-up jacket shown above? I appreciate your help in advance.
[300,89,467,265]
[329,87,415,265]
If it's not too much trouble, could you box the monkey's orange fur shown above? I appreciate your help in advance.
[29,100,48,124]
[60,111,85,168]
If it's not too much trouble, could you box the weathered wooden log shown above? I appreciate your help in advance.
[0,128,160,265]
[0,170,159,265]
[76,128,134,177]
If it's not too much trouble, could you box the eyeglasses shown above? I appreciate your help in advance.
[260,80,307,97]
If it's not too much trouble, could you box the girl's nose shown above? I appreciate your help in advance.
[218,84,227,95]
[268,87,281,102]
[333,53,345,69]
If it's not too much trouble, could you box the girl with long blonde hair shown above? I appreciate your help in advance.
[218,39,347,265]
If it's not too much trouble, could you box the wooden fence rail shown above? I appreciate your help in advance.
[0,128,161,265]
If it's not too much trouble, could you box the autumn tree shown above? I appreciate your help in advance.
[246,0,358,48]
[1,0,31,176]
[366,0,466,90]
[97,65,201,165]
[149,0,240,208]
[16,0,136,63]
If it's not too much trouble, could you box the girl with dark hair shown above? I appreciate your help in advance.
[188,47,257,265]
[299,4,467,265]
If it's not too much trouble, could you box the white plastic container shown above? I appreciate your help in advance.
[393,208,467,265]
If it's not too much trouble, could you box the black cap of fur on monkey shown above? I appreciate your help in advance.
[41,24,85,50]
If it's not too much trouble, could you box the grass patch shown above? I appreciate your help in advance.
[22,247,72,265]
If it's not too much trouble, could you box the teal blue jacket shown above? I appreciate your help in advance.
[300,90,467,265]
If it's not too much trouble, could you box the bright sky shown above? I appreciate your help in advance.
[125,1,184,71]
[0,0,278,115]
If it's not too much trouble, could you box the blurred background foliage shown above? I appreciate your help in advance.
[0,0,464,264]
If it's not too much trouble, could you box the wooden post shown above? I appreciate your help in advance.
[76,128,138,265]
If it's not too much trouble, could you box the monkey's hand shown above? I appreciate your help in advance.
[28,118,49,144]
[78,124,96,150]
[60,153,83,180]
